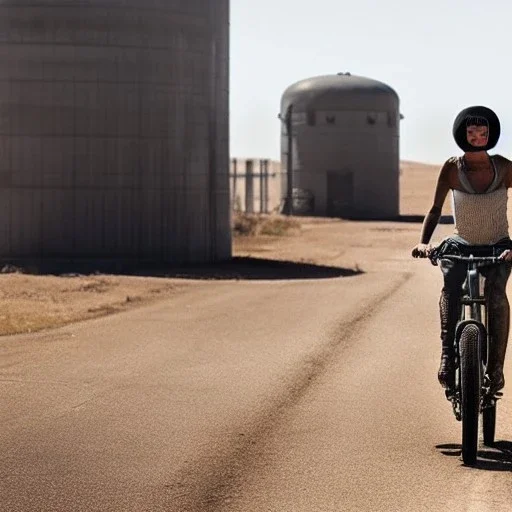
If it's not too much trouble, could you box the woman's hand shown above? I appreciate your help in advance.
[411,243,432,258]
[498,249,512,261]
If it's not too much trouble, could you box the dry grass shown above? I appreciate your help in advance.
[232,213,301,237]
[0,273,184,336]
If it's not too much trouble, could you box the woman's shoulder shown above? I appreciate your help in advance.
[442,156,460,169]
[491,153,512,166]
[490,153,512,174]
[434,157,459,189]
[441,156,460,176]
[490,154,512,187]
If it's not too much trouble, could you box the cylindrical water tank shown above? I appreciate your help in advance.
[0,0,230,264]
[279,73,400,219]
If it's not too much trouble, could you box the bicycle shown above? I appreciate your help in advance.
[428,242,510,465]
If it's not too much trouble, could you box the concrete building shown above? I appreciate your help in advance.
[0,0,230,265]
[279,73,400,218]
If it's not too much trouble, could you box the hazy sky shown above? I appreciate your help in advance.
[230,0,512,165]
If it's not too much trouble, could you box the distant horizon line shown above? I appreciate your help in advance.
[230,155,443,167]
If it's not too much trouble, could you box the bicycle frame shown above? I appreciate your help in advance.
[427,246,509,460]
[433,253,504,417]
[463,258,485,323]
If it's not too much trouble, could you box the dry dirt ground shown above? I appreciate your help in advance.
[0,161,444,336]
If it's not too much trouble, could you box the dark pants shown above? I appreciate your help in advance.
[438,257,511,388]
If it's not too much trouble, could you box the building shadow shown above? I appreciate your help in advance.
[1,257,363,281]
[145,257,363,280]
[436,441,512,471]
[396,215,454,224]
[339,214,454,224]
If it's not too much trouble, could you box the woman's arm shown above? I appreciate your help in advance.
[411,159,454,257]
[419,160,453,243]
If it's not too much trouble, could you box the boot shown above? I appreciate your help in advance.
[438,288,459,390]
[485,288,509,395]
[438,348,455,389]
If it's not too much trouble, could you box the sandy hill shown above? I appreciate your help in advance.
[399,160,447,216]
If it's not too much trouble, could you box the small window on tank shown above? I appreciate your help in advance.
[325,114,336,125]
[367,112,377,125]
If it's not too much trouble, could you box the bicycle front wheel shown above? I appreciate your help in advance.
[459,323,482,465]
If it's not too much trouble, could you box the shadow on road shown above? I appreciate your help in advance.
[436,443,461,457]
[436,442,512,471]
[148,257,363,280]
[343,214,454,224]
[477,441,512,471]
[2,257,363,281]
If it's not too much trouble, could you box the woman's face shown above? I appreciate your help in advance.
[466,124,489,147]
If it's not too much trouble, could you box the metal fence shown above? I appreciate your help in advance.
[230,158,282,214]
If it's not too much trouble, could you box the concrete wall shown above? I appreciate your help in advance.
[0,0,231,264]
[230,158,282,214]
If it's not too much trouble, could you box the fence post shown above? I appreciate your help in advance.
[263,159,269,213]
[232,158,238,210]
[259,159,264,213]
[245,159,254,214]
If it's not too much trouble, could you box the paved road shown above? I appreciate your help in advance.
[1,241,512,511]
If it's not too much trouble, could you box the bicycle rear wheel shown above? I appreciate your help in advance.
[459,323,482,465]
[483,404,496,446]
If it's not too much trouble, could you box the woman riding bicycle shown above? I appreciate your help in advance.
[411,105,512,396]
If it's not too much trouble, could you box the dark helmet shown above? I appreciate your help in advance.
[452,105,500,152]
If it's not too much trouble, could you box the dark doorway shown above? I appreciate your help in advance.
[327,171,354,217]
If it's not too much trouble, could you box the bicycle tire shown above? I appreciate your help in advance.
[483,404,496,446]
[459,323,481,465]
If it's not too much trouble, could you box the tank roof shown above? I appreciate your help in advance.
[281,73,399,113]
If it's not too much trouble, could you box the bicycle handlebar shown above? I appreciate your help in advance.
[433,254,503,264]
[428,250,509,266]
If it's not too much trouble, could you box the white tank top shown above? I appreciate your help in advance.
[451,156,509,245]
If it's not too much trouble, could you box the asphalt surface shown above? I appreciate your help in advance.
[2,243,512,511]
